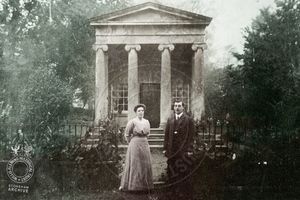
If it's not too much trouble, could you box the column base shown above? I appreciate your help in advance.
[159,122,167,129]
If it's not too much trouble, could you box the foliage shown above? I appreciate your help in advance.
[33,118,121,192]
[235,0,300,128]
[202,5,300,189]
[0,100,12,157]
[67,107,94,122]
[20,67,72,125]
[0,0,130,117]
[69,119,121,191]
[204,67,225,119]
[0,100,12,123]
[205,0,300,130]
[0,0,129,192]
[224,134,300,198]
[204,65,248,122]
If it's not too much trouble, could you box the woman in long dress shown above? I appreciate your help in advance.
[120,104,154,191]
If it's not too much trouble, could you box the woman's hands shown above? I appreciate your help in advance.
[136,130,148,136]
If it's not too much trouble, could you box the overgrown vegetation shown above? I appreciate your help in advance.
[205,0,300,130]
[0,0,128,196]
[0,0,130,124]
[203,1,300,197]
[0,0,300,198]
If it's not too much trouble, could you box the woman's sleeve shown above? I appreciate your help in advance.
[124,120,134,143]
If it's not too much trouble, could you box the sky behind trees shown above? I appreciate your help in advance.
[0,0,276,66]
[133,0,276,66]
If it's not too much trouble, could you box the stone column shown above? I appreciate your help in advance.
[93,44,109,125]
[191,43,207,120]
[158,44,174,128]
[125,44,141,120]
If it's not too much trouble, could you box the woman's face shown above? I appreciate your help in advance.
[136,107,144,118]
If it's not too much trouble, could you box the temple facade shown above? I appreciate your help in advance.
[90,2,212,128]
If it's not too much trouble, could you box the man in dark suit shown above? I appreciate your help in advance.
[163,99,195,185]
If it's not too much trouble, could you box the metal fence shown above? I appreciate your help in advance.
[0,122,91,160]
[194,118,300,157]
[1,119,299,160]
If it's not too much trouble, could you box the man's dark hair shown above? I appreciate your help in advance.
[173,99,185,107]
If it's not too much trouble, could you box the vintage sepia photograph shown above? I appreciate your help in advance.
[0,0,299,199]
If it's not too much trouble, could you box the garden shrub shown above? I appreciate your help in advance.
[32,119,122,193]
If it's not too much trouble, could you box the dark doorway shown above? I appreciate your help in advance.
[140,83,160,128]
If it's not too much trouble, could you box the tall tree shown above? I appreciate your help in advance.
[231,0,300,128]
[0,0,130,121]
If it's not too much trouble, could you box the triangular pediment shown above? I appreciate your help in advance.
[109,9,195,23]
[90,2,212,25]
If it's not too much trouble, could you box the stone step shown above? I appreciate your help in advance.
[148,138,164,145]
[148,138,164,141]
[150,128,164,135]
[150,127,164,131]
[149,133,165,138]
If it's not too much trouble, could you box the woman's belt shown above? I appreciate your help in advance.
[133,134,147,138]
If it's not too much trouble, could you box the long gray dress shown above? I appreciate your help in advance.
[120,117,154,191]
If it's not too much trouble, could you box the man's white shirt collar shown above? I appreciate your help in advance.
[175,112,183,120]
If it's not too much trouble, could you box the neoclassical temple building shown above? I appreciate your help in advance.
[90,2,212,128]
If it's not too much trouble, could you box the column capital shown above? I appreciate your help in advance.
[125,44,141,52]
[92,44,108,52]
[158,44,175,52]
[192,43,207,51]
